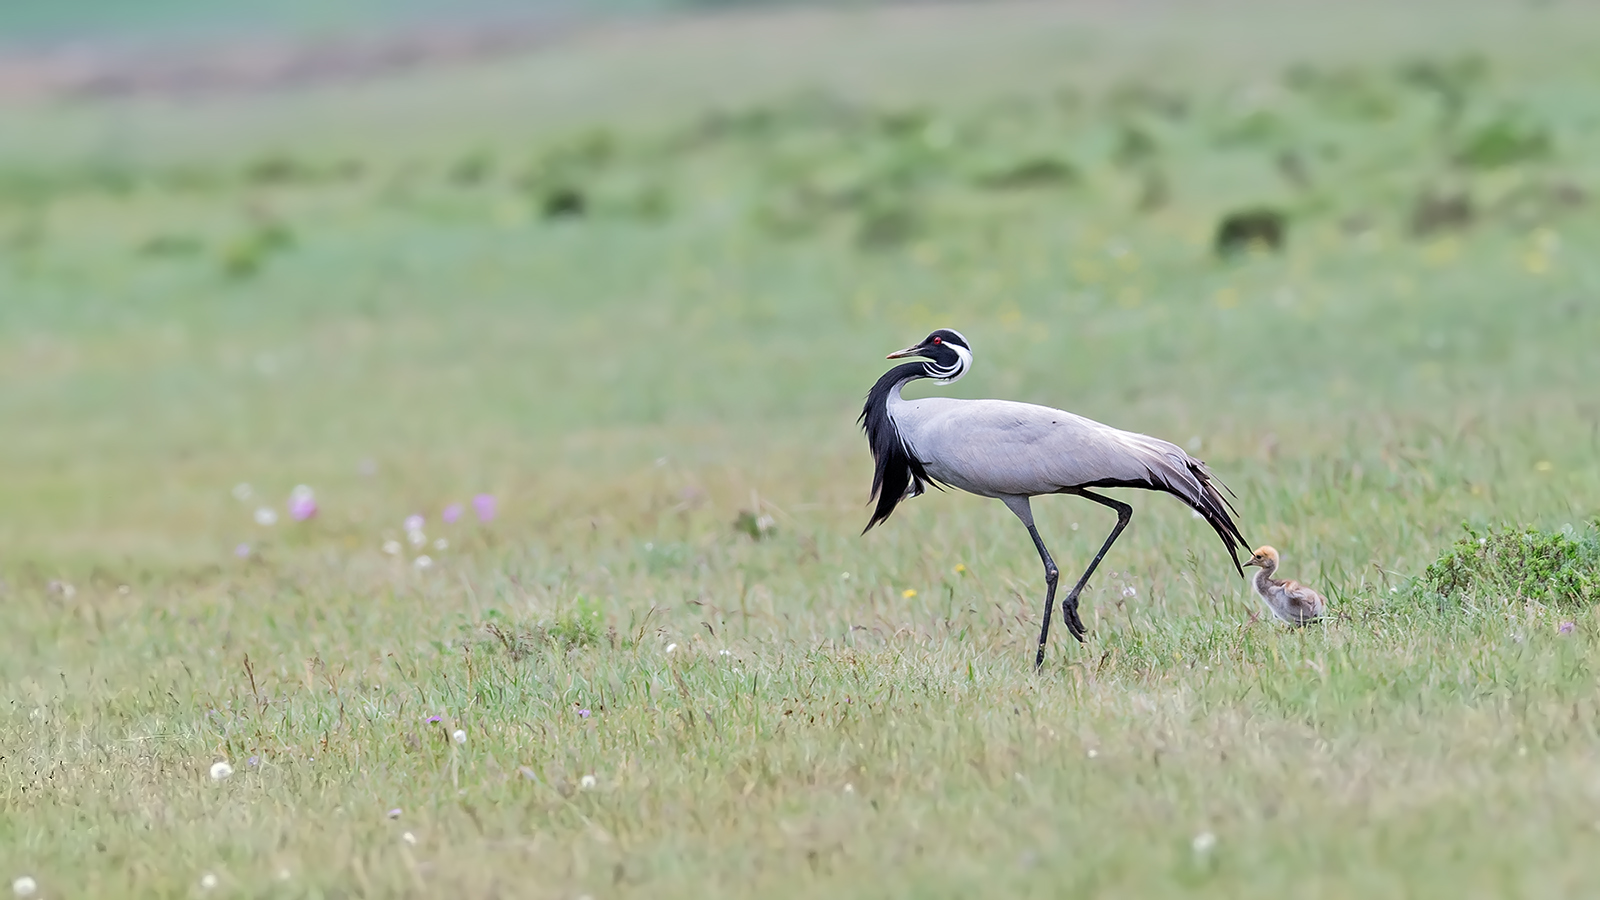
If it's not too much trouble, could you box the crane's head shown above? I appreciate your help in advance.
[886,329,972,384]
[1243,546,1280,568]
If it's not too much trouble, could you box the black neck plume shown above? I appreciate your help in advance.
[859,362,936,533]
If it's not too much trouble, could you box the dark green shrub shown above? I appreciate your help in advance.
[733,510,775,540]
[976,157,1078,191]
[1114,126,1160,167]
[546,607,602,650]
[219,222,294,278]
[855,201,920,249]
[1420,523,1600,609]
[1455,117,1552,168]
[482,600,603,660]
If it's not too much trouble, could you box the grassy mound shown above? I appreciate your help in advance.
[1420,523,1600,609]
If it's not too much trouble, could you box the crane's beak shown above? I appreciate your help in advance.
[886,344,925,359]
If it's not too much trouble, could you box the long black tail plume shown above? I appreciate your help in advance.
[1182,464,1249,576]
[1079,455,1248,576]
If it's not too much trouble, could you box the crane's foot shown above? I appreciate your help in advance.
[1065,599,1087,641]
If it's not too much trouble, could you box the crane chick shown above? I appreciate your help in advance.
[1243,546,1326,626]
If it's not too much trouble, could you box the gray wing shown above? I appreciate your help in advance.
[1277,579,1327,623]
[896,397,1247,569]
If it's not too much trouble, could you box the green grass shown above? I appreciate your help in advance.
[3,1,1600,895]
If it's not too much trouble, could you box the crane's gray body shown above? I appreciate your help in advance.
[888,387,1223,525]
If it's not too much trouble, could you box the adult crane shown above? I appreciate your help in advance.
[859,328,1248,667]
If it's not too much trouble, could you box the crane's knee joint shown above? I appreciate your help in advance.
[1045,566,1059,583]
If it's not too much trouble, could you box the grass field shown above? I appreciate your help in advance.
[4,1,1600,896]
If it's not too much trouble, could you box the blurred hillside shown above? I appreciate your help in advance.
[3,0,1594,166]
[0,0,581,42]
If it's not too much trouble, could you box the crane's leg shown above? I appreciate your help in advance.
[1026,523,1061,670]
[1058,489,1134,643]
[1000,497,1061,671]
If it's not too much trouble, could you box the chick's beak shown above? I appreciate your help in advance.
[1243,557,1261,568]
[886,344,925,359]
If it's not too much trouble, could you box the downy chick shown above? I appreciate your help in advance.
[1244,546,1326,626]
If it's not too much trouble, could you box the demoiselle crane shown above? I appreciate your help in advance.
[1243,546,1326,626]
[859,329,1249,667]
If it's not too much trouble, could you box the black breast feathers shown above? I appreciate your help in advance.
[859,362,937,533]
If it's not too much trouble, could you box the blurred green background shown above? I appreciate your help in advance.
[3,1,1599,896]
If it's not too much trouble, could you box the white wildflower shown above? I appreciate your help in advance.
[1192,832,1217,854]
[408,528,427,547]
[433,538,448,550]
[579,774,597,790]
[209,760,234,781]
[665,643,677,654]
[414,556,433,570]
[452,729,467,745]
[200,872,219,891]
[382,540,402,555]
[290,484,314,502]
[843,783,855,794]
[254,507,278,526]
[12,876,38,898]
[402,832,417,846]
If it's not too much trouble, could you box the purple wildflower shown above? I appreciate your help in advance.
[426,715,443,724]
[248,756,260,767]
[234,543,251,558]
[442,503,463,524]
[1559,622,1576,635]
[387,808,403,820]
[404,514,425,532]
[287,485,318,521]
[578,709,591,718]
[473,494,496,522]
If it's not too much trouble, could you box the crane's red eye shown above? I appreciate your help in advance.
[932,336,942,344]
